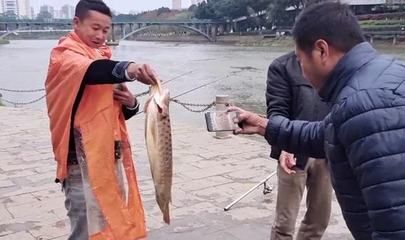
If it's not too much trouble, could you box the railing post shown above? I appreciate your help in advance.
[121,23,125,39]
[111,24,115,42]
[214,95,231,139]
[212,24,218,42]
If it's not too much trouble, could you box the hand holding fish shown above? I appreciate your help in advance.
[113,84,137,108]
[127,63,158,85]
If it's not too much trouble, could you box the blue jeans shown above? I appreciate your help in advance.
[64,164,89,240]
[64,157,126,239]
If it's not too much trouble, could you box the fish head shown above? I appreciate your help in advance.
[154,88,170,118]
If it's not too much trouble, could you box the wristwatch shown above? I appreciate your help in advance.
[126,101,140,110]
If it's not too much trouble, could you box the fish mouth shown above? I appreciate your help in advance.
[153,96,167,116]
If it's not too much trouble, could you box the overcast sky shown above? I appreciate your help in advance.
[31,0,193,14]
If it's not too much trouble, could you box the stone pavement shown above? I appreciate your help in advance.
[0,107,353,240]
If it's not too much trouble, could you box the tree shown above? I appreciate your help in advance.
[213,0,249,19]
[193,0,272,20]
[193,1,217,19]
[113,14,137,22]
[265,0,327,27]
[192,0,326,26]
[1,11,18,21]
[247,0,272,12]
[157,7,171,16]
[188,4,198,12]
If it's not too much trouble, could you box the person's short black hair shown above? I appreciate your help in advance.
[292,1,365,53]
[75,0,112,19]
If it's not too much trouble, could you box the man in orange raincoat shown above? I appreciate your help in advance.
[45,1,157,239]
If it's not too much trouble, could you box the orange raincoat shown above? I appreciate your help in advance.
[45,32,146,240]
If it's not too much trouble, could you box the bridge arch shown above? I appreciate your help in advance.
[0,29,71,40]
[121,24,213,42]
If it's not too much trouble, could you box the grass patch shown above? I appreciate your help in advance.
[361,24,405,29]
[0,39,10,44]
[360,20,405,26]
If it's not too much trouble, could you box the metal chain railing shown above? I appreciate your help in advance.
[0,94,47,106]
[135,90,150,98]
[0,91,216,112]
[0,70,220,111]
[171,99,216,113]
[0,89,217,112]
[0,87,45,93]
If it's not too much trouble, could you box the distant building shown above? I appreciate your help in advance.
[172,0,182,10]
[342,0,405,4]
[53,9,61,19]
[0,0,31,18]
[61,4,74,19]
[2,0,18,15]
[17,0,31,18]
[40,4,54,16]
[37,4,54,21]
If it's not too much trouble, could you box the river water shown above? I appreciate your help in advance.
[0,40,404,128]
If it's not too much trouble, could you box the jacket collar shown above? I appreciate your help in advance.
[57,31,112,59]
[319,42,378,102]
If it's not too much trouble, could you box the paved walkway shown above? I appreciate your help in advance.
[0,107,353,240]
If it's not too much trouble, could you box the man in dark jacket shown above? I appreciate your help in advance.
[230,2,405,239]
[267,52,332,240]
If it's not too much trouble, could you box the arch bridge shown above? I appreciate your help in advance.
[0,20,231,42]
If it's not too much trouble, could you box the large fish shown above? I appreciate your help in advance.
[144,80,173,224]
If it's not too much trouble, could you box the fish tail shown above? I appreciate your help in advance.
[157,194,171,224]
[163,206,170,224]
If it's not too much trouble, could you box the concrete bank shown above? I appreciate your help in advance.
[0,107,352,239]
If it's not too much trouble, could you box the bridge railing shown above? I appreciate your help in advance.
[0,19,226,25]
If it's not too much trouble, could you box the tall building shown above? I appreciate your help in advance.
[2,0,18,15]
[53,9,61,19]
[17,0,31,18]
[172,0,182,10]
[0,0,31,18]
[61,4,74,19]
[39,4,54,16]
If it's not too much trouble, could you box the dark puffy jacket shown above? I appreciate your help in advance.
[265,42,405,239]
[266,52,330,169]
